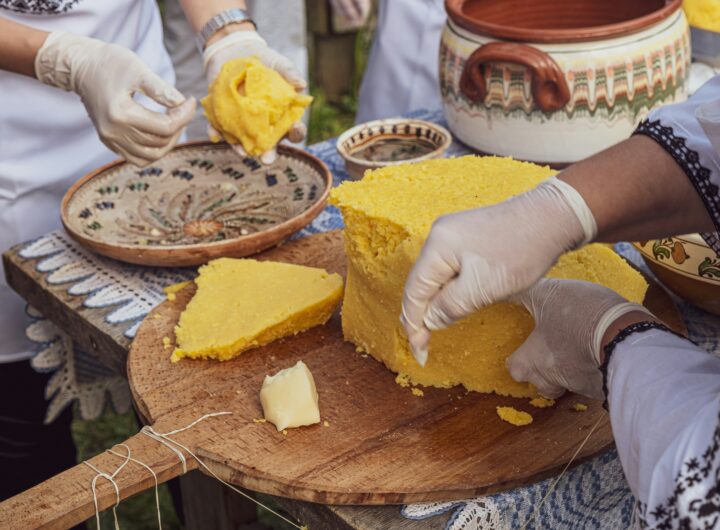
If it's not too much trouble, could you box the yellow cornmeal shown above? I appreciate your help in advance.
[684,0,720,32]
[496,406,533,426]
[529,397,556,409]
[164,281,192,297]
[172,258,343,362]
[411,387,424,397]
[330,156,648,398]
[202,57,313,156]
[573,403,589,412]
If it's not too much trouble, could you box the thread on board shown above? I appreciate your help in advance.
[83,411,308,530]
[519,415,604,530]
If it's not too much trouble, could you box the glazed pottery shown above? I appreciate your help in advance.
[336,119,452,179]
[634,235,720,315]
[441,0,690,165]
[61,142,332,267]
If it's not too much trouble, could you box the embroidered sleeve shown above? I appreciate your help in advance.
[633,75,720,256]
[603,325,720,529]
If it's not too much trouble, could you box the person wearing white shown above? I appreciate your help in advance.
[355,0,446,123]
[0,0,304,501]
[402,76,720,526]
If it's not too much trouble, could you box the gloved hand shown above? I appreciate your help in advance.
[203,30,307,164]
[329,0,371,26]
[35,32,196,167]
[507,278,654,400]
[401,177,597,366]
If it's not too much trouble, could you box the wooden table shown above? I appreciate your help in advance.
[3,242,451,530]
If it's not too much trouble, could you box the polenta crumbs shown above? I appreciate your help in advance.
[496,406,533,426]
[253,418,266,424]
[162,336,171,349]
[323,420,330,427]
[282,429,288,436]
[573,403,588,412]
[411,387,424,397]
[395,373,411,388]
[529,397,555,408]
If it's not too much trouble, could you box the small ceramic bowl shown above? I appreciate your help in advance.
[336,119,452,179]
[634,234,720,315]
[61,142,332,267]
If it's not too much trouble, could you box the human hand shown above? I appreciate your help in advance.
[203,30,307,164]
[507,278,654,399]
[35,32,196,167]
[401,177,597,366]
[329,0,371,26]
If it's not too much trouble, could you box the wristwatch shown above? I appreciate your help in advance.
[196,8,257,51]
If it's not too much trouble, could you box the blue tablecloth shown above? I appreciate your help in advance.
[20,108,720,529]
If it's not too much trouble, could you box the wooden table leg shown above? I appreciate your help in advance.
[179,471,259,530]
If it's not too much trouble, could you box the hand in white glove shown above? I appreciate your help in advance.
[203,30,308,165]
[35,32,196,167]
[330,0,371,26]
[401,177,597,366]
[507,278,654,400]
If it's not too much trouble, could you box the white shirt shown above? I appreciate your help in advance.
[0,0,174,363]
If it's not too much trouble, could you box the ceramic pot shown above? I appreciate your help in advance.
[634,235,720,316]
[441,0,690,165]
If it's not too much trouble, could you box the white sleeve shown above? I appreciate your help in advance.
[634,75,720,253]
[604,323,720,528]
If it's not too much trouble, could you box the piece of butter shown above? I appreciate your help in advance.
[260,360,320,431]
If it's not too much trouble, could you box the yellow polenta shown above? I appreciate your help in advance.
[202,57,312,156]
[172,258,343,362]
[330,156,647,398]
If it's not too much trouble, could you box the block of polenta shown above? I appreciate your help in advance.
[330,156,648,398]
[171,258,343,362]
[202,57,312,156]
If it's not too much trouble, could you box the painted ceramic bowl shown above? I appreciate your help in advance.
[441,0,689,165]
[634,235,720,315]
[336,119,452,179]
[61,142,332,267]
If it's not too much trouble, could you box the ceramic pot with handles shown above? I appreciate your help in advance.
[441,0,690,165]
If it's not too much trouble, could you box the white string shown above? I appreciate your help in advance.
[83,443,131,530]
[107,444,162,530]
[519,415,604,530]
[140,412,307,530]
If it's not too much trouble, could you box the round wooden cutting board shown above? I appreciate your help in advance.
[0,231,684,529]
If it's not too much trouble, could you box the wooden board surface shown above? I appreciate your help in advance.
[0,231,685,528]
[129,230,684,504]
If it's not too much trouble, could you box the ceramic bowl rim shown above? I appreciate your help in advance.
[632,235,720,286]
[60,141,332,265]
[444,0,683,44]
[335,118,453,171]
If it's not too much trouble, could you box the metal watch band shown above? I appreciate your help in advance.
[196,8,257,51]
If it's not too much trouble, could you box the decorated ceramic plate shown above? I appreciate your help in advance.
[61,142,332,267]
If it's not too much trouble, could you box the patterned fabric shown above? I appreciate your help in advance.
[599,321,689,409]
[634,117,720,256]
[0,0,82,14]
[18,108,720,529]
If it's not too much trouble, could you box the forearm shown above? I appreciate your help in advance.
[179,0,253,48]
[560,135,714,243]
[0,18,48,77]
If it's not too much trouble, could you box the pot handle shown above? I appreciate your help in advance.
[460,42,571,112]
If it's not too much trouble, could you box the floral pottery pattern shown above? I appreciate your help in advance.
[440,8,691,164]
[634,235,720,315]
[62,143,331,266]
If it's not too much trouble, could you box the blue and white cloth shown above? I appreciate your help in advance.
[19,109,720,529]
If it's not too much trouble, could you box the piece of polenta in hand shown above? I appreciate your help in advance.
[201,57,312,156]
[171,258,343,362]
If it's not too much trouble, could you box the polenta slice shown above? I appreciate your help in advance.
[171,258,343,362]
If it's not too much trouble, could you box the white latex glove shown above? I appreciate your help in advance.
[330,0,371,25]
[35,32,196,167]
[203,30,308,165]
[401,177,597,366]
[507,278,654,400]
